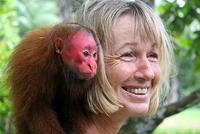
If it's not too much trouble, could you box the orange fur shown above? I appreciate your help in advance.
[8,23,97,134]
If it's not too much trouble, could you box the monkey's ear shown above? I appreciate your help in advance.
[54,37,64,54]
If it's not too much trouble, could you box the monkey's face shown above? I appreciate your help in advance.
[61,31,97,80]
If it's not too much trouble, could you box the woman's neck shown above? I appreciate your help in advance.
[85,112,126,134]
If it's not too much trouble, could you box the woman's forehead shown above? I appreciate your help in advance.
[112,15,155,40]
[112,14,160,44]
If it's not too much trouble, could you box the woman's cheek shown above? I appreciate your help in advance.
[153,64,161,87]
[106,62,134,90]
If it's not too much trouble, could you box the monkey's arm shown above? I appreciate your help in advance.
[8,28,65,134]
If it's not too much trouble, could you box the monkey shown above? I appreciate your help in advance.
[7,23,98,134]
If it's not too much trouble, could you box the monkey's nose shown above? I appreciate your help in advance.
[88,63,97,72]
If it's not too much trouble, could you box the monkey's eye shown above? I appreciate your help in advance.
[93,51,97,58]
[83,49,90,57]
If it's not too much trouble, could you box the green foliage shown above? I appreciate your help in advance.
[0,0,62,133]
[153,108,200,134]
[0,0,19,133]
[157,0,200,93]
[15,0,61,36]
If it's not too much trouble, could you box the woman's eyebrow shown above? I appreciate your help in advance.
[150,43,159,50]
[115,42,137,52]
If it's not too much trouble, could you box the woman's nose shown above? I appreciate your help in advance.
[133,58,155,82]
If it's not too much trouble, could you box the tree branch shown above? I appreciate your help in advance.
[164,88,200,117]
[119,88,200,134]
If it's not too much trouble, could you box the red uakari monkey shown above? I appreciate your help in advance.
[8,23,98,134]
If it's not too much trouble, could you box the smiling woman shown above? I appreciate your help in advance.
[105,13,161,115]
[105,14,161,116]
[76,0,174,133]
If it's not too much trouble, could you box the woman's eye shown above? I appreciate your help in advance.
[121,52,133,57]
[148,53,158,62]
[120,52,136,62]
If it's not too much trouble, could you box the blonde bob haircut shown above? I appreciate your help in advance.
[79,0,174,115]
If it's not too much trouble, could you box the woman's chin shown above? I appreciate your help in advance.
[122,101,150,117]
[118,88,151,116]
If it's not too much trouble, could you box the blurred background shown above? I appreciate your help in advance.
[0,0,199,134]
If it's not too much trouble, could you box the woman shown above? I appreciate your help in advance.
[76,0,174,133]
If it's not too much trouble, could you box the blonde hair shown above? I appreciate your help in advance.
[79,0,174,115]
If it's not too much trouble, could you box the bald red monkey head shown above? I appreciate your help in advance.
[55,30,97,80]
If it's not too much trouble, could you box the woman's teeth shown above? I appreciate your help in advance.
[126,88,148,95]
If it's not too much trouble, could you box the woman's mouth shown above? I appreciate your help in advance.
[123,87,148,95]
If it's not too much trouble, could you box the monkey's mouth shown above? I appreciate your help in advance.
[79,72,95,80]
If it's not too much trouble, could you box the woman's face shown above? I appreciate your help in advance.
[105,14,160,116]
